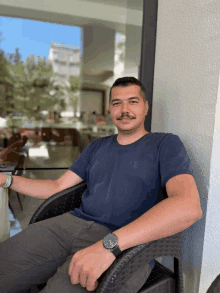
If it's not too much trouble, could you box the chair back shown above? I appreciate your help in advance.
[68,128,79,146]
[41,128,51,141]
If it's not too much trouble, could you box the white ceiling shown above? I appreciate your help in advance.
[0,0,143,32]
[82,0,143,11]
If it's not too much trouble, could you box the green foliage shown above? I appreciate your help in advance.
[5,53,68,119]
[68,75,80,117]
[9,55,55,118]
[68,75,80,92]
[0,32,13,88]
[0,35,15,117]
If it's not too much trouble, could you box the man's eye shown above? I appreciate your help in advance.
[130,101,138,104]
[113,103,120,105]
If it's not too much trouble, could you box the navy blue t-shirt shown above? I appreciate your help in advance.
[69,132,194,270]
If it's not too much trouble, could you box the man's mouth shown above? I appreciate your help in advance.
[117,117,135,120]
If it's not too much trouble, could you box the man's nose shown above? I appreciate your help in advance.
[121,102,129,112]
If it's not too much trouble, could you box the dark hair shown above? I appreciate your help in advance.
[109,77,147,102]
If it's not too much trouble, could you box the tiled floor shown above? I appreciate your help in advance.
[9,208,22,237]
[9,141,81,236]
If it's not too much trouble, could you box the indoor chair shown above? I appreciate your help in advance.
[8,154,25,216]
[41,128,52,142]
[68,128,80,147]
[51,128,65,143]
[27,181,184,293]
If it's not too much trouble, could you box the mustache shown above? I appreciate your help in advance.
[117,114,136,120]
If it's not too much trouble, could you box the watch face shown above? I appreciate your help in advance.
[103,234,118,249]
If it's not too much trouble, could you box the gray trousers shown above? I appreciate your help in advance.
[0,213,152,293]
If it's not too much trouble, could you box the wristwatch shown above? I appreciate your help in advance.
[102,233,122,258]
[2,174,13,189]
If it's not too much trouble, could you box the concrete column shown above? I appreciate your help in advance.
[82,25,115,84]
[123,24,142,78]
[151,1,220,292]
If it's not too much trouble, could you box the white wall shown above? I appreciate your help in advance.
[151,1,220,292]
[199,72,220,292]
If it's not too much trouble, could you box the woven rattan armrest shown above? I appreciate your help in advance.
[29,181,87,224]
[96,232,183,293]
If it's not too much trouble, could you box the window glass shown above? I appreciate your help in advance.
[0,0,143,169]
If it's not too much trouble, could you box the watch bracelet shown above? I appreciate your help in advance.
[3,174,13,189]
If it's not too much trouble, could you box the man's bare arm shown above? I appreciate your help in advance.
[0,170,84,199]
[113,174,203,250]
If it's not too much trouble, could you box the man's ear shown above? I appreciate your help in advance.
[144,101,149,116]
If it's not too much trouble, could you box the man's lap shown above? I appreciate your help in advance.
[0,213,153,293]
[0,213,105,292]
[40,255,90,293]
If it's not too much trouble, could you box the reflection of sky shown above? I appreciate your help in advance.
[28,145,49,158]
[0,16,81,61]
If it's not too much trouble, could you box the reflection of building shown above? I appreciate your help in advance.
[48,42,81,80]
[48,42,81,115]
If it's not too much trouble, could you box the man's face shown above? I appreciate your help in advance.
[109,85,148,133]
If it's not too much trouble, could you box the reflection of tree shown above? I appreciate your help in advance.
[7,47,22,65]
[0,31,69,121]
[68,75,80,117]
[0,32,15,117]
[11,55,68,119]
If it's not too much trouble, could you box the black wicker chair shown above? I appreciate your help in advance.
[28,181,184,293]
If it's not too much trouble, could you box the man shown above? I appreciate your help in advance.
[0,77,202,293]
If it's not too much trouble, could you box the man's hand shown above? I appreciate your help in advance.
[68,240,115,291]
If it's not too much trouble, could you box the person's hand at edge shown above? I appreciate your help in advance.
[68,240,115,291]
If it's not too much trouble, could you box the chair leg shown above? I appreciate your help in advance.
[16,192,23,211]
[8,189,16,218]
[9,202,16,219]
[9,187,23,213]
[174,257,180,293]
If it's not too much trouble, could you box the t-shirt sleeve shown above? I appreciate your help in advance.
[159,134,194,188]
[69,142,92,180]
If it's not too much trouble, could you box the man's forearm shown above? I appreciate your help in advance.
[10,175,58,199]
[113,195,202,252]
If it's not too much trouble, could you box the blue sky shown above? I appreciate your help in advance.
[0,16,81,61]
